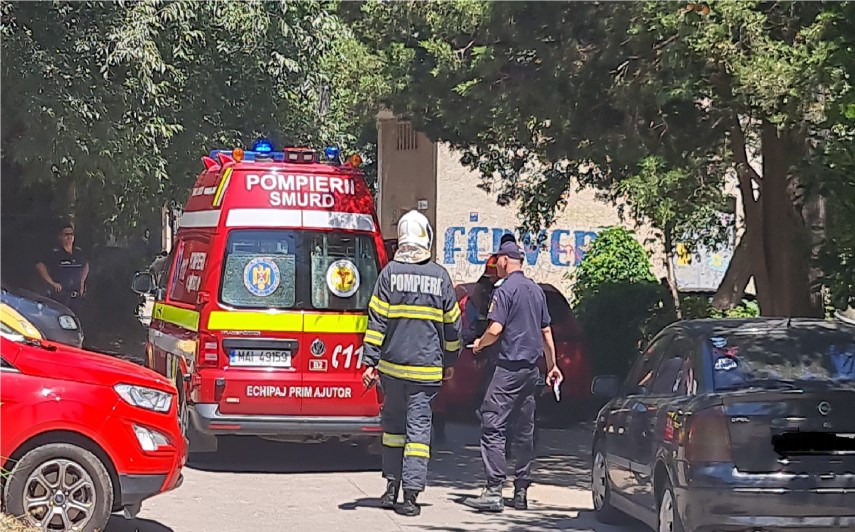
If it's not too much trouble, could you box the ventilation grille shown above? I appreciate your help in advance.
[397,122,418,151]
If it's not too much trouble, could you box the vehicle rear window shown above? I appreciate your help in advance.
[707,328,855,391]
[220,229,379,311]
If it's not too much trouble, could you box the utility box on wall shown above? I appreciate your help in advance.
[375,110,438,258]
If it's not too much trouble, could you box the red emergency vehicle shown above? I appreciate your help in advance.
[132,141,386,453]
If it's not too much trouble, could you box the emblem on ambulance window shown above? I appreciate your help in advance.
[311,338,326,357]
[243,257,280,297]
[326,259,360,298]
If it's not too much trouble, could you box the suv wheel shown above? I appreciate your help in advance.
[3,443,113,532]
[658,478,685,532]
[591,447,622,524]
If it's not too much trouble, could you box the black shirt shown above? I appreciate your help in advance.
[42,247,87,291]
[487,270,551,365]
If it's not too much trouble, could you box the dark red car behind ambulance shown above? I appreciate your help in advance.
[133,141,386,453]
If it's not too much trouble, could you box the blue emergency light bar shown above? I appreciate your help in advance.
[209,149,287,162]
[253,138,273,153]
[208,143,343,165]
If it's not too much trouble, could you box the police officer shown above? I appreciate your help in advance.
[361,210,463,517]
[466,240,563,512]
[35,223,90,315]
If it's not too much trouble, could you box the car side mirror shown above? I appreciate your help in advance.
[131,271,157,295]
[591,375,621,398]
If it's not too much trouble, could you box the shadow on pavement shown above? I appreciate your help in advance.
[428,422,593,491]
[338,498,435,511]
[407,509,647,532]
[186,436,381,474]
[106,515,174,532]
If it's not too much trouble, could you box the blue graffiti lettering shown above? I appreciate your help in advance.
[467,227,488,265]
[443,227,464,264]
[520,230,546,266]
[443,226,599,267]
[574,231,598,265]
[550,229,571,267]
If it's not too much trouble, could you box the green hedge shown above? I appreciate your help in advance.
[571,227,760,380]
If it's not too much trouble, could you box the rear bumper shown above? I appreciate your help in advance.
[678,463,855,530]
[189,403,382,438]
[118,473,183,507]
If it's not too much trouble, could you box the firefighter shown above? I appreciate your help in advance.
[361,210,463,517]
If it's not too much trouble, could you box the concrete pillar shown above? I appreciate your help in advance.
[375,110,438,257]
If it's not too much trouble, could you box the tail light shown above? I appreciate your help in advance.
[684,406,733,462]
[197,332,220,368]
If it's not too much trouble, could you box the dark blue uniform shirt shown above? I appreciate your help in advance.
[43,247,87,292]
[487,270,551,365]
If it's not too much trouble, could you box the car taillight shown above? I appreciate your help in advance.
[197,333,220,368]
[684,406,732,462]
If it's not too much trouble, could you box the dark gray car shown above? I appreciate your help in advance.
[590,318,855,532]
[1,283,84,347]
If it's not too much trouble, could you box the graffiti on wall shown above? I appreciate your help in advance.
[442,226,600,267]
[673,242,734,292]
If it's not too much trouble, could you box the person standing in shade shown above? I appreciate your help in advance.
[466,240,563,512]
[35,222,90,316]
[361,210,462,517]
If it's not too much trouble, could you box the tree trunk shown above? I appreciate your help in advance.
[663,230,683,319]
[722,111,821,317]
[758,122,819,317]
[713,73,822,318]
[712,233,751,310]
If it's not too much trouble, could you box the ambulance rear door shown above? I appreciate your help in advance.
[211,228,303,417]
[299,230,382,417]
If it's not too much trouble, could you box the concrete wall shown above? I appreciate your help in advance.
[375,114,747,300]
[376,111,438,257]
[434,143,665,295]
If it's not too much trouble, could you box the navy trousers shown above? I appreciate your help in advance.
[380,375,438,492]
[479,364,540,489]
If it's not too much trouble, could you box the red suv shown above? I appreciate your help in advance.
[433,282,593,430]
[1,330,186,531]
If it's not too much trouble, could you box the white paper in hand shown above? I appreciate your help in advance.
[552,381,561,402]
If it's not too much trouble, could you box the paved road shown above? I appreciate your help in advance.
[105,422,647,532]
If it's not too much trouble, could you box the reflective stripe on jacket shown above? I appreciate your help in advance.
[362,259,462,384]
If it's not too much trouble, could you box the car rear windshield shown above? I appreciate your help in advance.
[220,229,380,311]
[707,328,855,391]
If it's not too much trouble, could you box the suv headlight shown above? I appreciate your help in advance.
[114,384,173,413]
[58,315,78,330]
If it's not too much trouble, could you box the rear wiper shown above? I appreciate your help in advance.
[719,379,801,391]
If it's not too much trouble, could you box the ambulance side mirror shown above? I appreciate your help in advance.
[131,271,157,296]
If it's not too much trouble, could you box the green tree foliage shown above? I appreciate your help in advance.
[572,227,658,304]
[571,227,669,377]
[1,0,380,239]
[344,0,855,316]
[809,1,855,311]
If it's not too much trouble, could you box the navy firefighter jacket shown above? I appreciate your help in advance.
[363,259,463,384]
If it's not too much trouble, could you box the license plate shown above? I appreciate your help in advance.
[228,349,292,368]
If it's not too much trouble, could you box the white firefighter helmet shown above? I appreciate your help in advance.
[397,210,433,250]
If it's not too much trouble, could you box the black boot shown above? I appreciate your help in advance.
[510,487,528,510]
[464,485,504,512]
[379,479,400,509]
[395,489,421,516]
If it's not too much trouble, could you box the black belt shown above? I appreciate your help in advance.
[495,360,538,371]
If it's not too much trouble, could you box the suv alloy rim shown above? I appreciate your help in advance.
[23,458,96,530]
